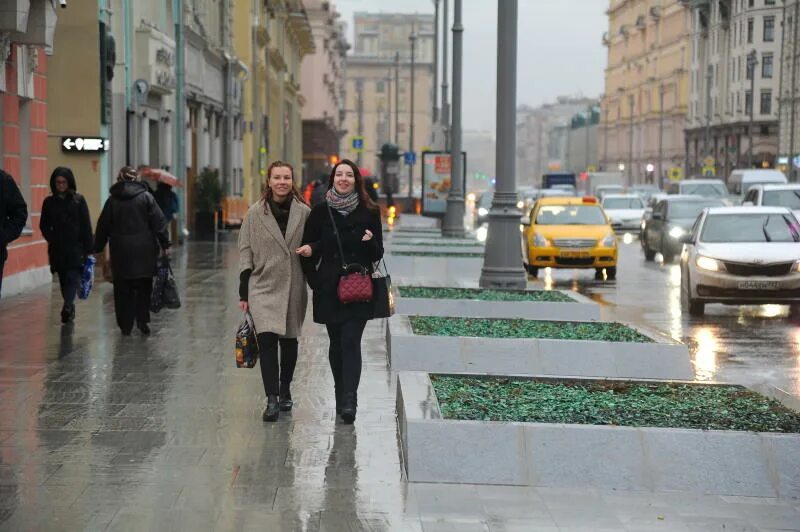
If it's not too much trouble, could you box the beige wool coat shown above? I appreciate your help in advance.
[238,198,310,337]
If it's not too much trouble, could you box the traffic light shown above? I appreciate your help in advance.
[329,154,339,166]
[380,143,400,162]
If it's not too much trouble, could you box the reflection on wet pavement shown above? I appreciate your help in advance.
[2,240,800,531]
[538,237,800,394]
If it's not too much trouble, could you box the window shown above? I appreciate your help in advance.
[764,17,775,42]
[745,90,752,114]
[762,53,773,78]
[376,80,385,93]
[746,58,754,80]
[765,0,776,5]
[748,0,754,6]
[747,18,754,43]
[761,90,772,114]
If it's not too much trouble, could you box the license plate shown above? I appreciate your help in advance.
[559,250,590,258]
[738,281,780,290]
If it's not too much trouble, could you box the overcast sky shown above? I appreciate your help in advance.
[333,0,608,134]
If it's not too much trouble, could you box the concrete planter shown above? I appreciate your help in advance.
[384,254,483,286]
[397,372,800,497]
[396,290,600,321]
[387,315,692,380]
[388,244,486,254]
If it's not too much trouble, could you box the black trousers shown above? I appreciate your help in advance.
[257,332,298,397]
[57,268,81,310]
[0,257,4,299]
[325,319,367,401]
[113,277,153,332]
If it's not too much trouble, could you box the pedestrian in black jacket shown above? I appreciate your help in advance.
[0,169,28,297]
[40,167,93,323]
[300,159,384,424]
[94,166,170,336]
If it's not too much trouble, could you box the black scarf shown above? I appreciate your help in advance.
[269,196,292,237]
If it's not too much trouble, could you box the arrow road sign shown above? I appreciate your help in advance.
[61,137,110,153]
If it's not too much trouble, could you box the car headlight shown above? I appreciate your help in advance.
[696,255,724,272]
[478,207,488,217]
[533,233,549,247]
[794,260,800,273]
[600,233,617,247]
[668,226,686,239]
[516,200,524,209]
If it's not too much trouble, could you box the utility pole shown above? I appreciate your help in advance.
[433,0,440,123]
[748,49,759,168]
[394,52,400,145]
[705,64,713,164]
[387,70,392,146]
[356,78,364,166]
[441,0,450,150]
[789,0,799,180]
[480,0,526,289]
[442,0,464,237]
[173,0,186,234]
[584,105,591,172]
[408,30,417,199]
[628,95,634,185]
[658,82,665,187]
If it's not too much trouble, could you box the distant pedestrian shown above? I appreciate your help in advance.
[40,167,93,323]
[154,182,179,246]
[94,166,170,336]
[0,169,28,298]
[310,176,327,207]
[300,159,384,424]
[239,160,311,422]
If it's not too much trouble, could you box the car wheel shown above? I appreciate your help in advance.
[642,241,655,262]
[594,268,604,280]
[662,251,675,264]
[525,264,539,278]
[680,269,704,316]
[605,267,617,280]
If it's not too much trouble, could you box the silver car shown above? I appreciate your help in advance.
[680,206,800,316]
[601,194,645,233]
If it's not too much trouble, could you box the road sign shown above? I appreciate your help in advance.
[351,136,364,152]
[61,137,110,153]
[586,165,596,173]
[704,156,715,167]
[669,167,683,181]
[404,151,417,166]
[702,165,716,177]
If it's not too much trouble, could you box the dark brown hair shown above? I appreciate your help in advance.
[327,159,378,211]
[262,160,306,205]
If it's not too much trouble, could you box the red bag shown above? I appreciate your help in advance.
[327,205,374,304]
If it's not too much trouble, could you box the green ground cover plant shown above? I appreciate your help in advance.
[409,316,652,342]
[398,286,573,303]
[391,251,484,258]
[431,375,800,432]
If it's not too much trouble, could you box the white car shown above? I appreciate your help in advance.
[680,206,800,316]
[602,194,646,233]
[742,183,800,220]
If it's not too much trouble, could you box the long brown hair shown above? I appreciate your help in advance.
[327,159,378,211]
[262,160,306,206]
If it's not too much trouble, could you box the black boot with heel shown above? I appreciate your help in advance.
[263,395,280,422]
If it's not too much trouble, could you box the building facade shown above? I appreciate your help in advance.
[301,0,348,185]
[516,97,597,187]
[0,0,58,296]
[601,0,691,186]
[565,106,601,176]
[342,12,435,195]
[685,0,783,179]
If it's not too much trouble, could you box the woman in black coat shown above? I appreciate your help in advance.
[40,167,93,323]
[300,159,383,424]
[94,166,170,336]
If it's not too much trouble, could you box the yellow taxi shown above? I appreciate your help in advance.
[521,196,618,280]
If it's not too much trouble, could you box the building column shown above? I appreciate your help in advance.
[140,113,150,166]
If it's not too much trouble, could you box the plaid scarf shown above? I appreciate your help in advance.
[325,187,359,216]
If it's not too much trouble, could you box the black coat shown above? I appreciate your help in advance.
[93,181,170,280]
[0,169,28,263]
[40,193,93,272]
[301,200,384,324]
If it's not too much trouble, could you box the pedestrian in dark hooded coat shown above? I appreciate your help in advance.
[0,169,28,297]
[94,166,170,336]
[40,167,93,323]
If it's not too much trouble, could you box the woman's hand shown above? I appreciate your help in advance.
[362,229,374,242]
[239,301,249,312]
[296,245,313,257]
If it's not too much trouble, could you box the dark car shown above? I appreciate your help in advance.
[474,191,493,227]
[641,195,725,263]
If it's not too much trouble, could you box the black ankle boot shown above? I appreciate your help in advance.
[137,322,150,336]
[263,395,280,422]
[60,305,74,324]
[340,392,356,424]
[335,390,342,416]
[279,390,293,412]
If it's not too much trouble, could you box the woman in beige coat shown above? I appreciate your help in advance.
[239,161,312,422]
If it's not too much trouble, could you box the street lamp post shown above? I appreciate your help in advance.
[628,95,634,185]
[658,82,665,186]
[394,52,400,145]
[408,30,417,199]
[442,0,464,237]
[356,78,364,166]
[479,0,526,289]
[789,0,800,180]
[433,0,439,124]
[748,49,759,168]
[441,0,450,150]
[705,64,712,163]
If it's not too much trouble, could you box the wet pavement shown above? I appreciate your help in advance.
[1,239,800,531]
